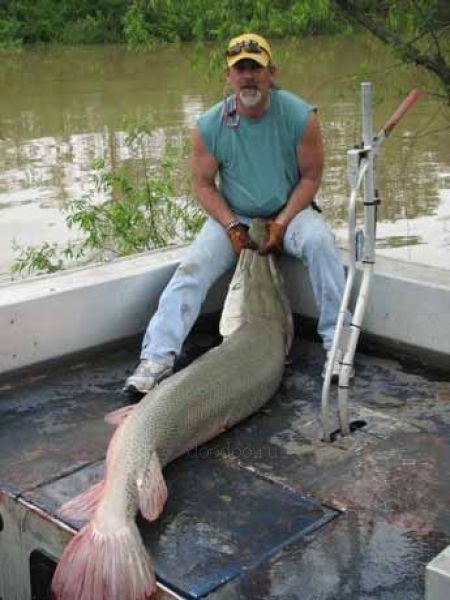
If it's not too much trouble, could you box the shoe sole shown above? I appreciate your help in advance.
[123,384,146,397]
[123,370,173,396]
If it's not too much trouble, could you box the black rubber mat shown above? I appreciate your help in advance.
[140,454,339,598]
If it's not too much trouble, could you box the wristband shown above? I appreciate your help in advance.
[225,219,240,232]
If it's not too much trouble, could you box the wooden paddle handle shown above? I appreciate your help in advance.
[382,89,425,137]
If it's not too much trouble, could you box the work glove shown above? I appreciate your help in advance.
[226,222,258,255]
[259,220,285,255]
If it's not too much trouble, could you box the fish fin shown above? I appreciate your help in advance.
[284,300,294,355]
[104,404,135,426]
[51,520,156,600]
[58,479,105,521]
[137,451,168,521]
[219,249,253,337]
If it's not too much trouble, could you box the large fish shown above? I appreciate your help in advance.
[51,219,293,600]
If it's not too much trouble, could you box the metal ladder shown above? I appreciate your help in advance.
[321,82,424,443]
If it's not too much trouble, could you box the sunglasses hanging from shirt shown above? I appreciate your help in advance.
[222,94,240,129]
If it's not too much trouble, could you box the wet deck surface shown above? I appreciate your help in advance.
[0,330,449,599]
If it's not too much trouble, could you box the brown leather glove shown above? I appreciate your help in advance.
[259,220,285,255]
[226,222,257,255]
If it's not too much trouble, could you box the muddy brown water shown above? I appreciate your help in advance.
[0,35,449,279]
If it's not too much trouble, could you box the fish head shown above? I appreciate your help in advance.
[247,217,267,246]
[220,219,293,354]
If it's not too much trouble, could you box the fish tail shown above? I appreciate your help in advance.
[51,520,156,600]
[59,479,106,521]
[104,404,136,426]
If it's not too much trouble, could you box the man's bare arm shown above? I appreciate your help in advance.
[190,128,236,228]
[274,113,324,228]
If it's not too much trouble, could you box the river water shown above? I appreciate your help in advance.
[0,35,449,280]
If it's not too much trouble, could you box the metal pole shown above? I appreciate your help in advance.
[361,82,377,263]
[337,83,377,436]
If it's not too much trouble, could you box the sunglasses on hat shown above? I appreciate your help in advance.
[226,39,265,57]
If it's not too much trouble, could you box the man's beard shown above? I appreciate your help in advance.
[239,87,262,107]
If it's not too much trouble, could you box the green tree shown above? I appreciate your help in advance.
[0,0,129,45]
[1,0,348,46]
[332,0,450,102]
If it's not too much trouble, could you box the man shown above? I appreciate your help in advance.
[124,32,351,395]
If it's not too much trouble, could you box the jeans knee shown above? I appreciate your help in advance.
[176,257,203,280]
[172,257,206,290]
[172,250,230,293]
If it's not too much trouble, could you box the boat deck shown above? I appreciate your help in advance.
[0,324,449,599]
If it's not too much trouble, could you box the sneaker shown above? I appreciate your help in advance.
[321,350,355,383]
[123,359,173,394]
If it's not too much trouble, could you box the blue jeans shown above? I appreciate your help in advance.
[141,207,349,364]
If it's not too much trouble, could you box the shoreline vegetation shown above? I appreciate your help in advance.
[0,1,446,47]
[1,1,349,47]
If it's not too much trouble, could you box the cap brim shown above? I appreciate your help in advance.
[227,52,270,68]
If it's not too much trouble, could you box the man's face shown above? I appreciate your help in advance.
[226,59,275,108]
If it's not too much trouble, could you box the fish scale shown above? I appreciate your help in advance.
[51,219,292,600]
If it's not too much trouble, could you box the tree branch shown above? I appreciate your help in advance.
[332,0,450,102]
[411,0,443,58]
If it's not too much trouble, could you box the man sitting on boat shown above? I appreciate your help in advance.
[124,32,352,394]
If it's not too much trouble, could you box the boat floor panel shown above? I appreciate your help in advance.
[0,332,449,599]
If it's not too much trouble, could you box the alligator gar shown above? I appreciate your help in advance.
[51,219,293,600]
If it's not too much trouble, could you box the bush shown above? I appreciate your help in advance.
[59,13,112,45]
[0,18,22,47]
[12,124,205,277]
